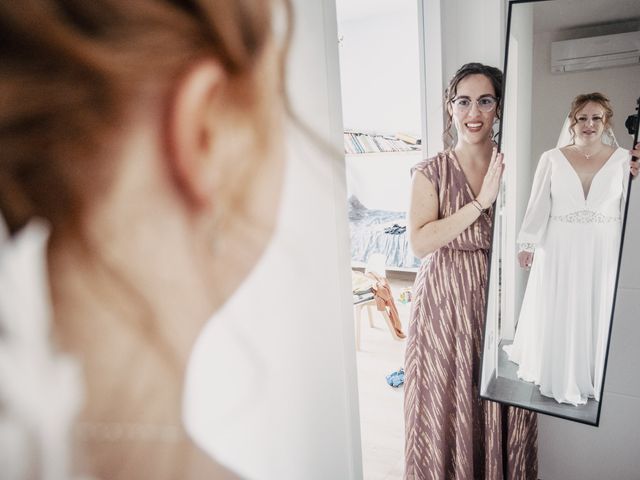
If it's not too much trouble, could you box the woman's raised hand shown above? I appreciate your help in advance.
[518,250,534,270]
[476,147,504,209]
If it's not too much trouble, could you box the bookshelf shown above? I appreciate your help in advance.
[344,131,421,154]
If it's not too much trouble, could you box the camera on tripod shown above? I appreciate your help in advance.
[625,97,639,136]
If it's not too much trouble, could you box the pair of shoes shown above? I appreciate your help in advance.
[386,368,405,388]
[383,224,406,235]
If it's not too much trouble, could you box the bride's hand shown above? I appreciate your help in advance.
[518,251,534,270]
[631,143,639,178]
[476,147,504,209]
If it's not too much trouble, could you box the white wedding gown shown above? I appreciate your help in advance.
[504,147,630,405]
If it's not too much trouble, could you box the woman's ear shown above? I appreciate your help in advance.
[165,60,226,209]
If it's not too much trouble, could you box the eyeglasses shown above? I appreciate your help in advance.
[450,96,498,113]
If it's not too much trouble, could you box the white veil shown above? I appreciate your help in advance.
[556,114,619,148]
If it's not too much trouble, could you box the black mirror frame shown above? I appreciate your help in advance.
[478,0,637,427]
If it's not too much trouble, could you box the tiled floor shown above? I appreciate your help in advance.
[355,276,413,480]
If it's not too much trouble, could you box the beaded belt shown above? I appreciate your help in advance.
[550,210,620,224]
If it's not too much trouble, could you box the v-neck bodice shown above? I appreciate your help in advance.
[517,147,630,247]
[448,150,485,199]
[411,151,493,251]
[558,147,619,202]
[552,147,628,215]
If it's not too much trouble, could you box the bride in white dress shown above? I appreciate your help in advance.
[504,93,635,406]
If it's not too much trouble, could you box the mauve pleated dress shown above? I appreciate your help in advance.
[404,152,538,480]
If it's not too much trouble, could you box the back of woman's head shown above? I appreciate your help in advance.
[443,62,503,148]
[0,0,290,236]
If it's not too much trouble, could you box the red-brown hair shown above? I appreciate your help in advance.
[0,0,292,236]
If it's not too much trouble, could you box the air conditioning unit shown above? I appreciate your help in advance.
[551,31,640,73]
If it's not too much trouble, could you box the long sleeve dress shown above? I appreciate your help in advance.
[404,152,538,480]
[503,147,630,405]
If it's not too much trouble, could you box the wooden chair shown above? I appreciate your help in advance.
[352,254,404,350]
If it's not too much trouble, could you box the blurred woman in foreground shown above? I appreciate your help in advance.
[0,1,292,478]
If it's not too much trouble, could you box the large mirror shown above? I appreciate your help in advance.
[480,0,640,425]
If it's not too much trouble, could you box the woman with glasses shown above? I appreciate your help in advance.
[504,93,640,406]
[404,63,538,480]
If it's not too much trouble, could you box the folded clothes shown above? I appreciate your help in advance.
[386,368,405,388]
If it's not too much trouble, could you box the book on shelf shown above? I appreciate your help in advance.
[343,131,421,154]
[395,132,421,145]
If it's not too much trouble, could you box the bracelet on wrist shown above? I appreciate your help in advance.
[471,199,484,213]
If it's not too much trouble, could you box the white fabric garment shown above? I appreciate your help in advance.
[504,147,630,405]
[0,219,83,480]
[183,128,359,480]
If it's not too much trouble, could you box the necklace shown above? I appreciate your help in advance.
[572,144,602,160]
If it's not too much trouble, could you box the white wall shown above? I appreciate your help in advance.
[184,1,362,479]
[440,0,504,87]
[418,0,444,157]
[422,0,505,156]
[337,1,421,136]
[346,151,422,212]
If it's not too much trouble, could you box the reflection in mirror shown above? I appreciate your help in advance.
[480,0,640,426]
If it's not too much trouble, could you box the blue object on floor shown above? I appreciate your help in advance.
[386,368,405,388]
